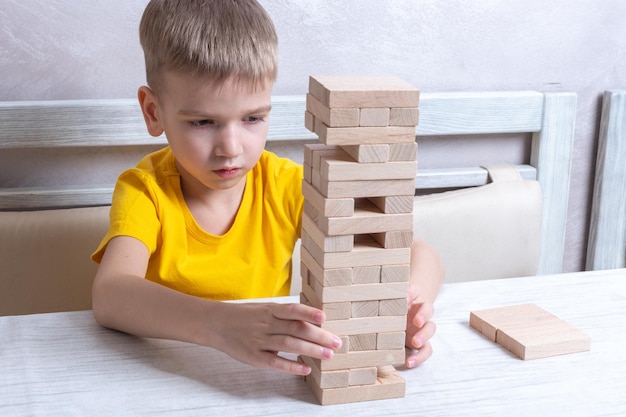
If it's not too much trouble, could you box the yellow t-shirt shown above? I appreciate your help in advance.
[92,147,303,300]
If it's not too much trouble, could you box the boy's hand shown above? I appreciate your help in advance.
[211,302,342,376]
[405,286,436,368]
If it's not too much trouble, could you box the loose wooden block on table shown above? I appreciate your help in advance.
[470,303,591,360]
[308,75,420,108]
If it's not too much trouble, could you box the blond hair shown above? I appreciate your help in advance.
[139,0,278,93]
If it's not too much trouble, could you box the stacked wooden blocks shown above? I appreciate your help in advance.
[299,75,420,405]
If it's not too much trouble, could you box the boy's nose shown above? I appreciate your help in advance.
[215,124,243,158]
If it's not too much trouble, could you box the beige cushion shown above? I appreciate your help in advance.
[413,164,542,283]
[0,206,110,315]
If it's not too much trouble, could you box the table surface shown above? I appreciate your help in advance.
[2,269,625,417]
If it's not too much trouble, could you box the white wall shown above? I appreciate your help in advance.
[2,0,626,272]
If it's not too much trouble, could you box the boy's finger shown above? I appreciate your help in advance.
[405,342,433,368]
[271,303,325,324]
[256,351,312,376]
[264,334,336,361]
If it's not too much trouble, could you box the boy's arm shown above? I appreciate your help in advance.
[404,237,445,368]
[92,236,342,375]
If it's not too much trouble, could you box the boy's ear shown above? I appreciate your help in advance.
[138,86,165,137]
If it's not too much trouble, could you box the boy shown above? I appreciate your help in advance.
[92,0,444,376]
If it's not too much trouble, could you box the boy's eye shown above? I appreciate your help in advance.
[189,119,214,127]
[244,115,265,123]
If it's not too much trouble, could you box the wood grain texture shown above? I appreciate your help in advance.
[530,92,577,275]
[2,270,626,414]
[586,90,626,270]
[470,304,591,360]
[308,75,420,108]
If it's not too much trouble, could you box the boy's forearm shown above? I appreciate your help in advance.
[409,238,445,304]
[92,273,218,347]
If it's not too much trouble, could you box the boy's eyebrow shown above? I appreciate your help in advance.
[178,105,272,117]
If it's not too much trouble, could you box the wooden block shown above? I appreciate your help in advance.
[300,245,353,287]
[302,180,354,217]
[321,209,414,236]
[351,300,379,318]
[322,315,406,337]
[349,333,378,351]
[320,157,417,181]
[381,264,411,283]
[300,285,351,321]
[304,143,346,171]
[303,162,312,183]
[306,93,360,127]
[352,265,381,284]
[314,119,416,146]
[318,202,414,236]
[470,303,552,342]
[309,75,420,108]
[341,144,390,163]
[300,355,349,389]
[305,368,406,405]
[304,238,412,269]
[312,347,406,371]
[317,280,409,304]
[388,142,418,161]
[304,110,316,132]
[371,231,414,249]
[338,336,350,354]
[318,178,415,199]
[359,107,390,127]
[368,195,414,214]
[304,145,344,178]
[304,143,340,165]
[302,214,353,253]
[315,280,409,305]
[469,304,591,360]
[378,298,408,316]
[389,107,419,126]
[377,332,406,350]
[349,367,378,386]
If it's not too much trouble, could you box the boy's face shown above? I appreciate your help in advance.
[146,72,272,198]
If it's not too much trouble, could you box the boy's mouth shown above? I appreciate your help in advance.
[214,167,241,179]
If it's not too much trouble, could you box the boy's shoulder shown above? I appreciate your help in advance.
[258,150,301,172]
[116,147,177,191]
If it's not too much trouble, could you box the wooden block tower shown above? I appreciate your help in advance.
[299,75,420,405]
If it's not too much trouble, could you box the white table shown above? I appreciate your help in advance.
[2,269,625,416]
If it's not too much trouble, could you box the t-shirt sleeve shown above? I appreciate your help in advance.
[91,169,161,263]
